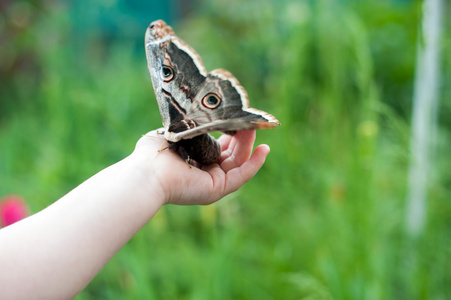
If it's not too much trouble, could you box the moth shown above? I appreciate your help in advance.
[145,20,280,164]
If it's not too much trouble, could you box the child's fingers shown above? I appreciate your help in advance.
[219,130,256,173]
[223,144,270,195]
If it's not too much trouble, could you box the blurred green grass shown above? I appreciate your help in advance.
[1,0,451,299]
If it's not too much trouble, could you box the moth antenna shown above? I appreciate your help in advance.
[142,134,166,141]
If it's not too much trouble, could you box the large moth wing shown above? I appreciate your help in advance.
[145,20,280,163]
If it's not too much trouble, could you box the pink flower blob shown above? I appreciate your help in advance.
[0,195,29,227]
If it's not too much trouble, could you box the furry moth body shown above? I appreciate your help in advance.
[145,20,280,164]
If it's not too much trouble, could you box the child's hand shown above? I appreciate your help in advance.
[133,129,270,205]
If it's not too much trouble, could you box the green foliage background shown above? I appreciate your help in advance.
[1,0,451,299]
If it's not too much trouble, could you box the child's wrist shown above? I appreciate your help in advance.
[125,150,167,207]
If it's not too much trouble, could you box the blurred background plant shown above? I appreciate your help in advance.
[1,0,451,299]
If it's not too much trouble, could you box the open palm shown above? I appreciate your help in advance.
[134,129,270,205]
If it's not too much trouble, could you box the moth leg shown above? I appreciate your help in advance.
[154,141,170,158]
[179,149,193,169]
[184,159,192,169]
[158,147,169,153]
[158,141,169,153]
[156,129,165,135]
[169,143,192,168]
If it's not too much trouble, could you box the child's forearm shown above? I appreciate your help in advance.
[0,154,162,299]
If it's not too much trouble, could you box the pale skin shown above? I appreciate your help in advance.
[0,129,270,299]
